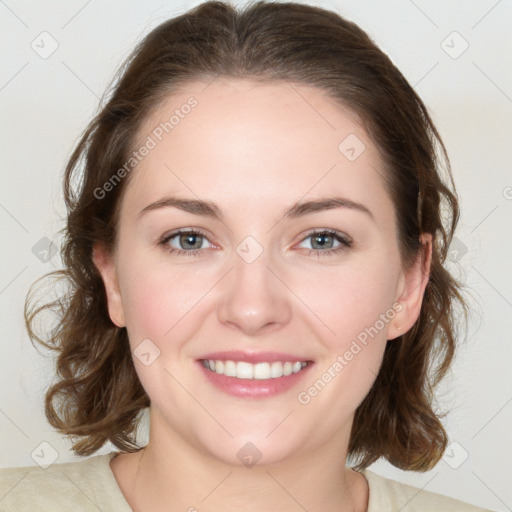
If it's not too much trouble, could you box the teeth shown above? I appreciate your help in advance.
[292,361,303,373]
[224,360,237,377]
[202,359,309,379]
[254,362,269,380]
[236,361,254,379]
[270,361,283,378]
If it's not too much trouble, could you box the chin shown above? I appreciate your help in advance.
[200,434,304,468]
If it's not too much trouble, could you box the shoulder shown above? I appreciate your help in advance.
[0,452,131,512]
[360,469,494,512]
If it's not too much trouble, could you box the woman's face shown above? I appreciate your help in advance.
[95,78,429,466]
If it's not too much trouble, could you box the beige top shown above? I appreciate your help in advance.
[0,452,493,511]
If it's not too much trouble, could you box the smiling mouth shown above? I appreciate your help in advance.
[200,359,310,379]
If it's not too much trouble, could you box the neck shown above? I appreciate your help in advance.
[111,411,368,512]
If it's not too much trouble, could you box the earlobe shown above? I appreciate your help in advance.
[387,233,432,340]
[92,243,126,328]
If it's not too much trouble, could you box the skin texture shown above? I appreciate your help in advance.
[93,78,432,512]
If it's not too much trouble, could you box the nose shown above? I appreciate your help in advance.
[216,245,292,336]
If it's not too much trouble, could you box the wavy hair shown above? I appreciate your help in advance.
[25,0,469,470]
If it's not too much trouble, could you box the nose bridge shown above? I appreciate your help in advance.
[216,235,292,334]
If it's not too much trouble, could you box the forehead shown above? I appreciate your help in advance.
[121,78,393,226]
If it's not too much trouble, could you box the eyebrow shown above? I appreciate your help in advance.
[138,196,374,222]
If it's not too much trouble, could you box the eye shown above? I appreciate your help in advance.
[159,229,213,256]
[296,229,352,257]
[158,228,352,258]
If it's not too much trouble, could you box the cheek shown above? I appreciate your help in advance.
[117,258,210,395]
[294,254,401,346]
[294,254,401,409]
[117,249,225,359]
[117,254,199,345]
[294,265,398,414]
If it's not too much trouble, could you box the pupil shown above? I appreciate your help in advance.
[314,234,331,248]
[182,233,200,249]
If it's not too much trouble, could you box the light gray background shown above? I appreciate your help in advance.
[1,0,511,510]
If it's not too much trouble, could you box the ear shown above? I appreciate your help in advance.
[92,243,126,328]
[387,233,432,340]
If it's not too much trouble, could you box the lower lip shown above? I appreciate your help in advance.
[197,361,314,399]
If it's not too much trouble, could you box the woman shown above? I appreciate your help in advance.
[0,1,493,510]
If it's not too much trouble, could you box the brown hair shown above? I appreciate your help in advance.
[25,0,469,470]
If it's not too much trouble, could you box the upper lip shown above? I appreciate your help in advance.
[198,351,313,364]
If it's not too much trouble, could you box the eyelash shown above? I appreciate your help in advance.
[158,228,353,258]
